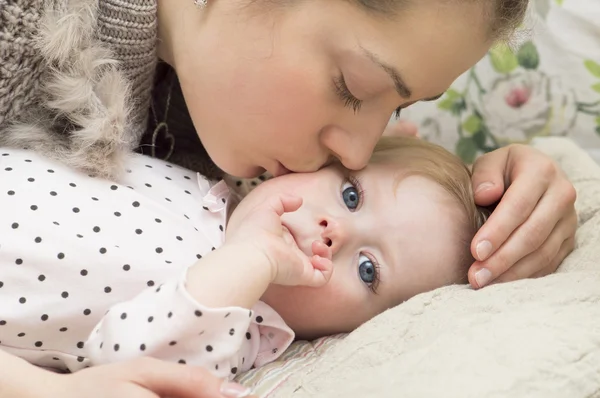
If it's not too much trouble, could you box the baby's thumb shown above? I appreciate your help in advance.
[306,255,333,287]
[277,194,303,215]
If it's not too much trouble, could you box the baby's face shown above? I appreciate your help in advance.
[227,162,466,339]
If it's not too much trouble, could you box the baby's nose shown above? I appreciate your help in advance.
[319,219,346,255]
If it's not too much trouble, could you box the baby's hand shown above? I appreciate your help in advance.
[226,194,333,288]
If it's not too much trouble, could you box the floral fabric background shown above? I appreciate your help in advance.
[401,0,600,163]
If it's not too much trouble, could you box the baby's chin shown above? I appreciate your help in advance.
[259,285,355,340]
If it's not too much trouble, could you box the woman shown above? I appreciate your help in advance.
[0,0,576,397]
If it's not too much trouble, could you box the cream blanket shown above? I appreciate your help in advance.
[272,137,600,398]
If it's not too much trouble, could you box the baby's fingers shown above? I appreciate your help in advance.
[312,241,332,262]
[304,241,333,287]
[262,194,303,218]
[306,255,333,287]
[276,194,303,215]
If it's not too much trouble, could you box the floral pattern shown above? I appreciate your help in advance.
[411,0,600,163]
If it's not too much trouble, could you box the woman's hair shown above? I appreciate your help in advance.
[256,0,528,41]
[370,136,491,277]
[346,0,528,41]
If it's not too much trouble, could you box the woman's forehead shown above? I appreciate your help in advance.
[317,0,491,99]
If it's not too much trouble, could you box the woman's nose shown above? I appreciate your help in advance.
[319,218,348,256]
[320,125,381,171]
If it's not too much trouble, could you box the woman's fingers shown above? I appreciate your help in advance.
[469,145,577,288]
[470,146,510,207]
[469,211,576,288]
[530,238,575,279]
[491,236,575,285]
[471,168,548,263]
[383,120,419,137]
[125,357,253,398]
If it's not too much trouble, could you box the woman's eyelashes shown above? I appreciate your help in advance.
[394,106,402,119]
[334,75,362,113]
[334,75,404,118]
[341,175,364,211]
[358,254,381,293]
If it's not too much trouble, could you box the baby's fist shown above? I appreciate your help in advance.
[226,194,333,288]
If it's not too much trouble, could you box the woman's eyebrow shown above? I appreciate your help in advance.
[423,93,444,102]
[360,46,412,99]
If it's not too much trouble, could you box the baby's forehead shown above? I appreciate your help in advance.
[373,169,469,257]
[366,163,455,199]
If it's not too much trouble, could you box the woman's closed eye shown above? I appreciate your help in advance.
[341,175,364,211]
[358,254,381,293]
[334,75,403,118]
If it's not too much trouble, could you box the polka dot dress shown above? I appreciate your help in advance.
[0,149,293,379]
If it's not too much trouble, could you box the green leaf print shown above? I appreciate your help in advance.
[437,98,454,111]
[445,89,462,100]
[490,44,519,74]
[456,137,478,164]
[437,89,466,115]
[517,41,540,70]
[555,0,564,5]
[592,83,600,94]
[462,114,482,135]
[596,116,600,127]
[584,60,600,78]
[473,130,487,149]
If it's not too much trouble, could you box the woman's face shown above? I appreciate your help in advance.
[165,0,491,178]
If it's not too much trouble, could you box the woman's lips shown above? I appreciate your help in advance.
[272,162,291,178]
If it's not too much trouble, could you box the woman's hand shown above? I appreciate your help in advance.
[226,194,333,288]
[467,144,577,289]
[52,357,254,398]
[0,349,254,398]
[383,120,419,138]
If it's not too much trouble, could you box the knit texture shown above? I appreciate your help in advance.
[0,0,222,180]
[97,0,157,131]
[0,0,46,128]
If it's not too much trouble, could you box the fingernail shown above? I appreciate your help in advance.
[221,381,252,398]
[475,182,494,194]
[221,382,252,398]
[475,268,492,288]
[476,240,492,261]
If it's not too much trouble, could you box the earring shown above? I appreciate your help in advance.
[194,0,208,8]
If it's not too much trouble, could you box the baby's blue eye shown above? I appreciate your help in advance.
[342,186,359,210]
[358,254,375,284]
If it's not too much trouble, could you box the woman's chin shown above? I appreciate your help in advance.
[219,161,265,179]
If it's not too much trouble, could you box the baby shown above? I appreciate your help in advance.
[0,137,487,379]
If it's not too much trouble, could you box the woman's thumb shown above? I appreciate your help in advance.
[471,149,507,206]
[129,358,253,398]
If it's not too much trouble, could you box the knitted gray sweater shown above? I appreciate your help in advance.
[0,0,221,180]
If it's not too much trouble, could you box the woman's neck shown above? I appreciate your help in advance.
[156,0,202,66]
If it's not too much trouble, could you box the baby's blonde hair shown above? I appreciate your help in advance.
[370,136,490,276]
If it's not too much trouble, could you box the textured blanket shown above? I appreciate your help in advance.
[271,137,600,398]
